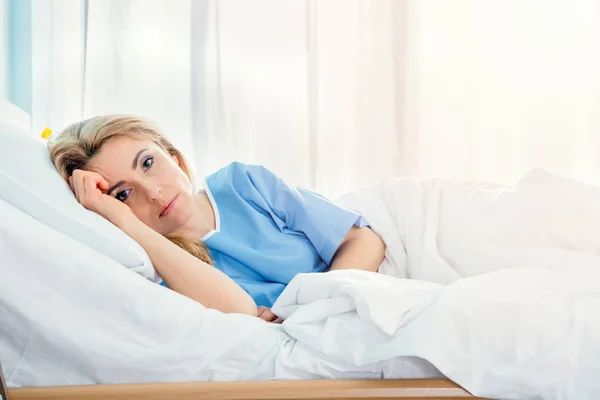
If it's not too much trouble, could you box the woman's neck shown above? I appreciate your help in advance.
[193,190,216,237]
[172,190,216,239]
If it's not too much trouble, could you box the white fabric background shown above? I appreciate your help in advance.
[28,0,600,198]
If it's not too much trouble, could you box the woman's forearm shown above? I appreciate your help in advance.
[330,227,386,272]
[118,215,257,316]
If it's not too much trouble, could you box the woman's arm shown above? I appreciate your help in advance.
[329,226,386,272]
[119,215,258,316]
[70,169,257,316]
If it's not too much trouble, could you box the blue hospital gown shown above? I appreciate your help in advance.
[163,162,369,307]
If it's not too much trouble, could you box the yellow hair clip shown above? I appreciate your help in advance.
[40,127,53,140]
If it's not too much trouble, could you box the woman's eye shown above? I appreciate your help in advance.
[143,157,154,170]
[116,189,131,202]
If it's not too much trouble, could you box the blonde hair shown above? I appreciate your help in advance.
[48,114,213,265]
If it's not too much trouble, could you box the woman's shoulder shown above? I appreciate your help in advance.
[205,162,283,206]
[206,162,274,186]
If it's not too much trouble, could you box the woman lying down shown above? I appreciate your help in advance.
[48,115,386,323]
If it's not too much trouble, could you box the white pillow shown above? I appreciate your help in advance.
[0,122,159,281]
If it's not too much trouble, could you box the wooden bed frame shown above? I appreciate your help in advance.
[0,335,484,400]
[2,377,487,400]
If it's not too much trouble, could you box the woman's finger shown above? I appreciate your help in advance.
[259,312,273,322]
[87,171,110,191]
[98,179,109,191]
[70,169,109,203]
[259,309,275,322]
[269,313,281,322]
[266,310,280,322]
[256,307,283,323]
[71,171,85,202]
[83,175,99,203]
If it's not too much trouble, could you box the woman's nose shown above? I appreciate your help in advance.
[142,183,162,202]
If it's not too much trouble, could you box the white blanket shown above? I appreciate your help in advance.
[270,169,600,399]
[335,168,600,282]
[273,267,600,400]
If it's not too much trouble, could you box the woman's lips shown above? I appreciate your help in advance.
[159,195,178,217]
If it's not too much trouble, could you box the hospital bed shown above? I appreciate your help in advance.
[3,122,598,400]
[2,372,482,400]
[2,348,476,400]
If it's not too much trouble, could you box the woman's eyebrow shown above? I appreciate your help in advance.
[107,180,125,196]
[132,148,148,169]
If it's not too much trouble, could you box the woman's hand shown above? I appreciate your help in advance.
[68,169,135,227]
[257,306,283,324]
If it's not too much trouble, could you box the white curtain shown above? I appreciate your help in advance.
[0,0,6,100]
[404,0,600,187]
[30,0,85,135]
[83,0,197,165]
[193,0,404,195]
[30,0,600,198]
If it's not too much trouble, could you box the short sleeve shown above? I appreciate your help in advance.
[232,162,369,265]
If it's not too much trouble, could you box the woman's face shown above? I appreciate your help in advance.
[85,136,195,235]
